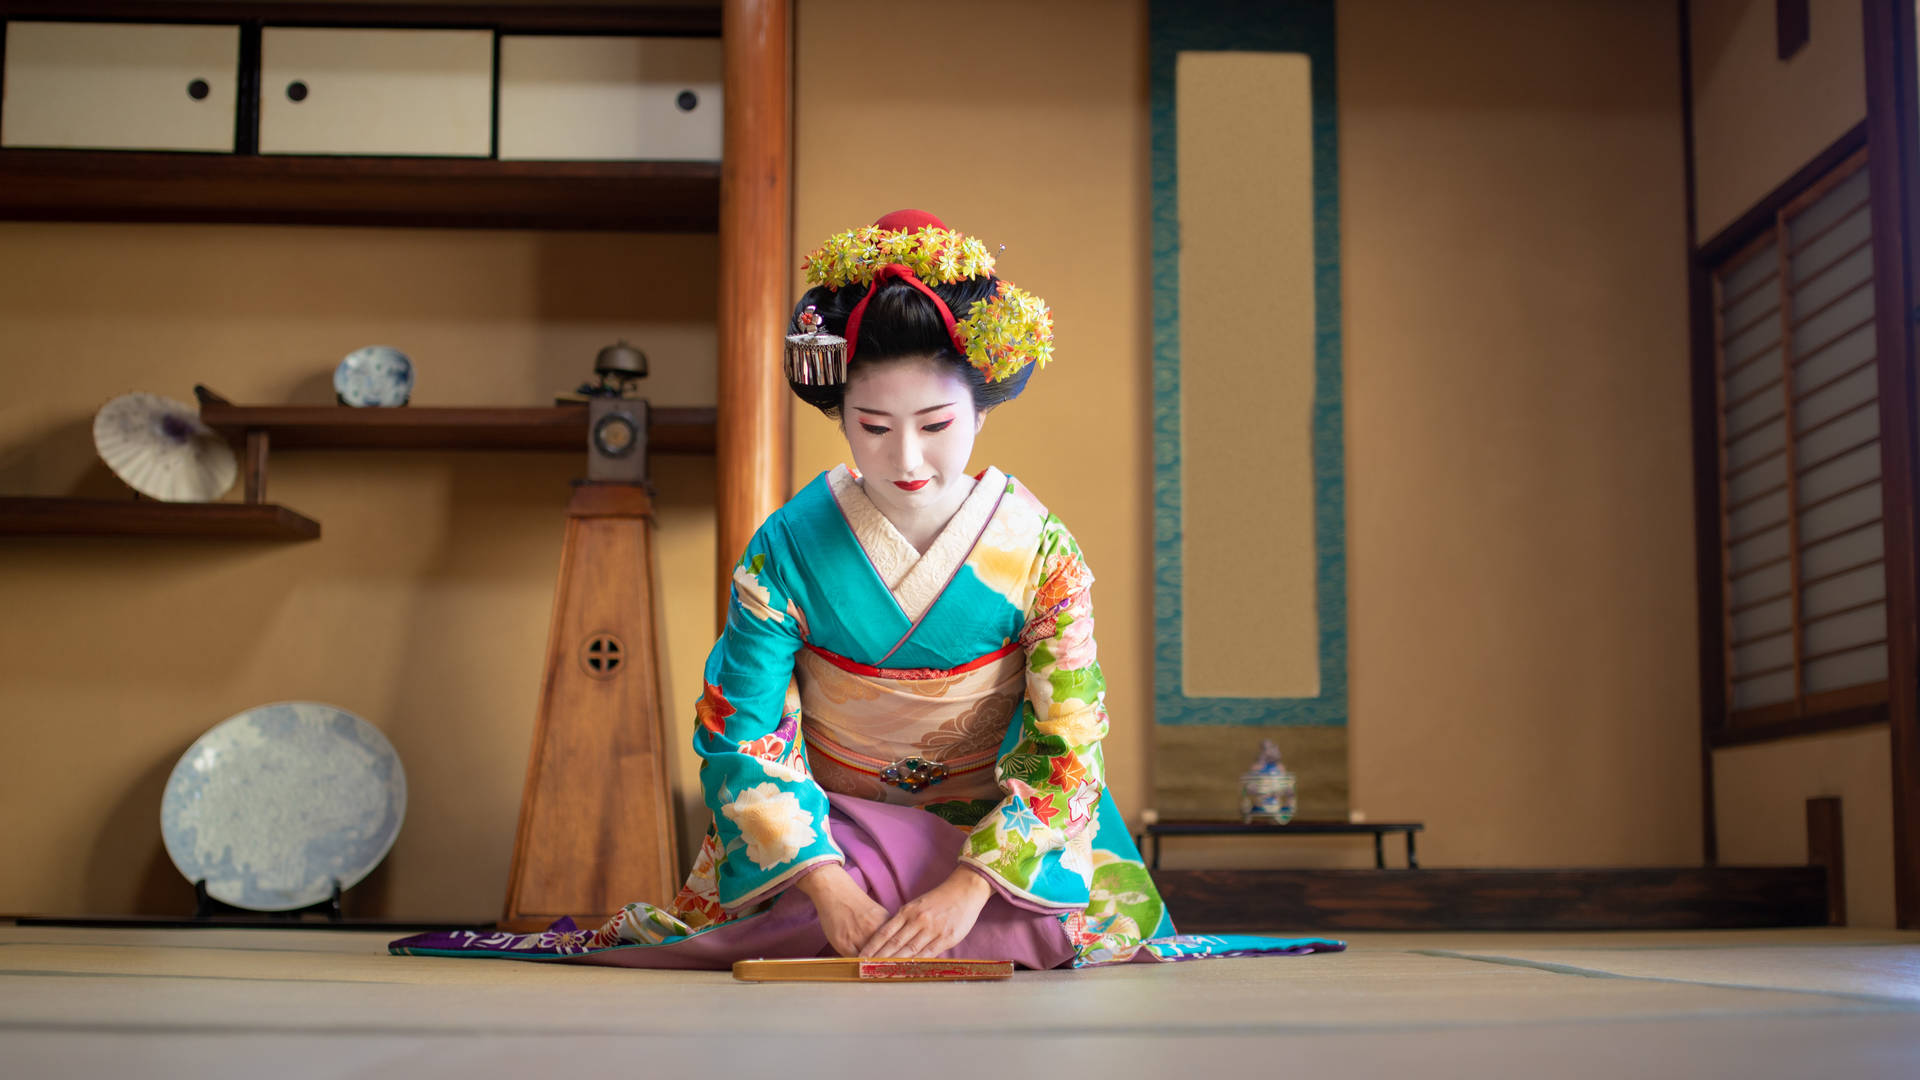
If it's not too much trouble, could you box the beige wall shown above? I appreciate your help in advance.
[1337,0,1698,868]
[1714,727,1895,926]
[1691,0,1867,241]
[797,0,1699,872]
[1688,0,1893,925]
[0,224,720,920]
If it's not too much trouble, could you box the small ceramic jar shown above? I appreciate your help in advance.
[1239,770,1297,825]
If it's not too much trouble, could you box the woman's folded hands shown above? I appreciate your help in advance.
[795,863,994,959]
[856,866,992,959]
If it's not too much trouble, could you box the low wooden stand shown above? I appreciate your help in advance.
[1151,798,1850,932]
[1143,819,1424,870]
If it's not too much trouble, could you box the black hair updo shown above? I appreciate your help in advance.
[787,275,1036,421]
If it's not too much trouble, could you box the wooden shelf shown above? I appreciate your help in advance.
[0,497,320,539]
[198,400,718,454]
[0,152,721,231]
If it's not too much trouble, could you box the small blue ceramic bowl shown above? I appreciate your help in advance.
[334,346,414,407]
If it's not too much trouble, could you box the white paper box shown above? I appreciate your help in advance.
[498,36,722,161]
[2,21,238,152]
[259,28,492,157]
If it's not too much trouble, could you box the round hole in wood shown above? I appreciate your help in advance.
[676,90,698,112]
[287,81,309,103]
[580,632,625,680]
[187,79,210,101]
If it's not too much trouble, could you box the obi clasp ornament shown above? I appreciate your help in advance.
[879,756,948,793]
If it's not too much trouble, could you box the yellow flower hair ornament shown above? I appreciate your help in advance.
[785,209,1053,387]
[802,224,997,289]
[955,282,1055,384]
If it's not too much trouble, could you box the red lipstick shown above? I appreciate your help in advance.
[893,479,930,491]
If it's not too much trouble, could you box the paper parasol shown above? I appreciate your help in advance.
[92,392,238,502]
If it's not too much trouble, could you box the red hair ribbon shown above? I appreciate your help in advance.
[842,264,964,365]
[841,210,967,364]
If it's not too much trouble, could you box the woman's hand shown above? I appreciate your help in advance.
[858,867,993,959]
[794,864,891,957]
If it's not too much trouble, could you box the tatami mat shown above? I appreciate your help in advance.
[3,924,1918,1078]
[1419,942,1920,1004]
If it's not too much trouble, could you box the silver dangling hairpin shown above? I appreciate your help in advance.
[784,305,849,386]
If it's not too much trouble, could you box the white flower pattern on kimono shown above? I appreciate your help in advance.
[1061,832,1094,878]
[721,783,818,869]
[732,565,784,623]
[1068,783,1101,828]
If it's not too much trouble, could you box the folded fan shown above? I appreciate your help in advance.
[732,957,1013,982]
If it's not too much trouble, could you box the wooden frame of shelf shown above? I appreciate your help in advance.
[195,386,716,517]
[0,497,319,539]
[195,395,719,454]
[0,3,722,35]
[0,152,721,231]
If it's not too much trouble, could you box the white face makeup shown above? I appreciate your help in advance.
[840,358,986,548]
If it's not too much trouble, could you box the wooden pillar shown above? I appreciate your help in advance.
[717,0,793,622]
[1806,796,1847,927]
[1862,0,1920,930]
[1679,0,1722,867]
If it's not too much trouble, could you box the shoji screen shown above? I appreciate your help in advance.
[1714,149,1889,727]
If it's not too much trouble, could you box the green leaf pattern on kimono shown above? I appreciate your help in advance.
[958,514,1109,904]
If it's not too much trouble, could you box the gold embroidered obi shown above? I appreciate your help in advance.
[796,643,1024,809]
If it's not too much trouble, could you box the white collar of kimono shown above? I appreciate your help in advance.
[828,463,1006,622]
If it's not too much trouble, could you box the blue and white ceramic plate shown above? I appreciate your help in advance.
[333,345,414,407]
[160,702,407,911]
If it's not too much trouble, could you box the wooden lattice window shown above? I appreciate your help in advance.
[1713,148,1890,729]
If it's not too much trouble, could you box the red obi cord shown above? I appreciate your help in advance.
[805,642,1018,681]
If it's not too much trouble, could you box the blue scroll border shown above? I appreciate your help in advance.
[1151,0,1347,726]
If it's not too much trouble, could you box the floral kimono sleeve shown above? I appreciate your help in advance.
[692,532,844,910]
[958,515,1107,910]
